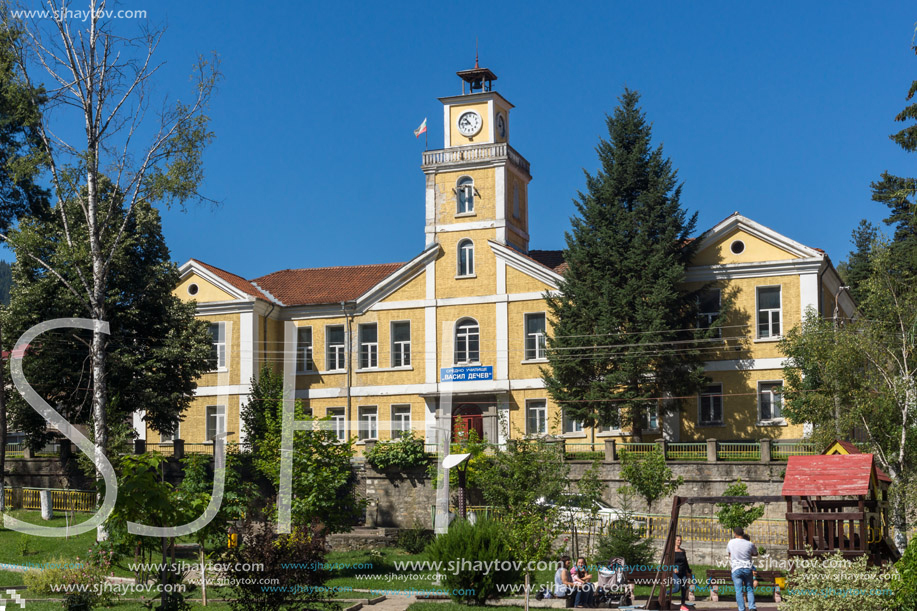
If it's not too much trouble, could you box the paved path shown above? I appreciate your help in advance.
[345,595,418,611]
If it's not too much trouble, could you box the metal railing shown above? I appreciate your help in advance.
[772,441,818,460]
[564,443,604,460]
[463,505,788,545]
[618,442,657,457]
[7,487,96,512]
[666,443,708,461]
[718,442,761,461]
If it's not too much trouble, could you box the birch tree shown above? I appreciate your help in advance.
[781,242,917,552]
[1,0,218,538]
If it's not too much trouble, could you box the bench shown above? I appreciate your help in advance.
[704,569,784,603]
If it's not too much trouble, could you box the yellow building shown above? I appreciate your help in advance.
[142,64,855,451]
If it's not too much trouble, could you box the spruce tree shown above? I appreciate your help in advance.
[871,51,917,271]
[837,219,877,305]
[543,89,708,440]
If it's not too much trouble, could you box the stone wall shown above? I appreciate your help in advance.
[361,459,788,526]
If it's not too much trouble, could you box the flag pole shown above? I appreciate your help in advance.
[425,126,428,151]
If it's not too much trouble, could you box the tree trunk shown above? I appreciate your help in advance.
[201,548,208,606]
[524,572,530,611]
[91,321,109,541]
[161,536,168,609]
[892,488,909,553]
[0,321,6,513]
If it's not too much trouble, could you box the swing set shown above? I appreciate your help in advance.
[641,451,897,610]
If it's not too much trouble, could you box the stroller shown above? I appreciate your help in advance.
[594,557,632,608]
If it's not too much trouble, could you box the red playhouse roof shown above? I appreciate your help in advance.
[823,439,892,483]
[782,454,877,497]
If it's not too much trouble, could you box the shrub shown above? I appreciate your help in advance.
[781,550,894,611]
[397,523,434,554]
[426,518,521,605]
[365,433,428,470]
[716,478,765,531]
[24,552,113,609]
[220,518,334,611]
[892,538,917,610]
[62,590,94,611]
[595,520,654,567]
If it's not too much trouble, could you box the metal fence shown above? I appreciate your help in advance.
[463,505,788,546]
[6,487,96,512]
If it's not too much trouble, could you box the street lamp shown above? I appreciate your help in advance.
[442,452,472,520]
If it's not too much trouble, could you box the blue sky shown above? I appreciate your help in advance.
[34,1,917,278]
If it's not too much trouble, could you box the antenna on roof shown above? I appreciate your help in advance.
[475,38,479,68]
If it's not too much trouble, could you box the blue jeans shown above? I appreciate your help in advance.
[731,568,755,611]
[574,583,595,607]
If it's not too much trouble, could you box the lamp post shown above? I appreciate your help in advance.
[442,452,472,520]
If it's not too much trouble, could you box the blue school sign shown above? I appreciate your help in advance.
[440,366,493,382]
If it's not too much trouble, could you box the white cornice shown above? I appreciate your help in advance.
[489,241,562,289]
[194,301,257,316]
[684,258,825,282]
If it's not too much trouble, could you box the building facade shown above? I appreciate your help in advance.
[140,65,855,451]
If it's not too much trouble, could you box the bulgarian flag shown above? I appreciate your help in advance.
[414,118,427,138]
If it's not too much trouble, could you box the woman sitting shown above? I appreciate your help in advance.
[554,555,578,605]
[570,556,596,608]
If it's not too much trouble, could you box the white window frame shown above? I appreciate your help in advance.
[457,239,475,277]
[644,402,660,432]
[524,312,547,361]
[698,383,724,426]
[209,322,227,372]
[756,285,782,340]
[296,326,314,373]
[757,380,785,424]
[526,399,548,436]
[562,408,583,435]
[391,321,411,368]
[160,424,180,444]
[358,406,378,441]
[456,176,475,215]
[698,289,722,339]
[327,407,346,441]
[326,325,346,372]
[391,404,411,438]
[358,323,378,370]
[205,405,225,442]
[454,318,480,365]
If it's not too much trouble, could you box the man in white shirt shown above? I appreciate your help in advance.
[726,527,758,611]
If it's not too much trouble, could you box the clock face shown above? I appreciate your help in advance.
[496,113,506,139]
[457,110,483,137]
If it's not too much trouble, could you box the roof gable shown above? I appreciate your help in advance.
[252,262,405,307]
[692,213,824,267]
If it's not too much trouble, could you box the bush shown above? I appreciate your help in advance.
[397,523,434,554]
[716,478,765,531]
[62,590,95,611]
[595,520,654,567]
[24,551,113,609]
[220,518,333,611]
[892,538,917,610]
[781,550,895,611]
[426,518,521,605]
[365,433,428,470]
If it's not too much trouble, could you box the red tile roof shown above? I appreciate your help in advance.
[190,259,273,301]
[781,454,876,497]
[251,263,405,306]
[527,249,567,274]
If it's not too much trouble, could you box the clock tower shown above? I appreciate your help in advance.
[422,62,532,257]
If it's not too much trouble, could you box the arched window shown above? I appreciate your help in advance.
[456,176,474,214]
[455,318,480,364]
[457,239,474,277]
